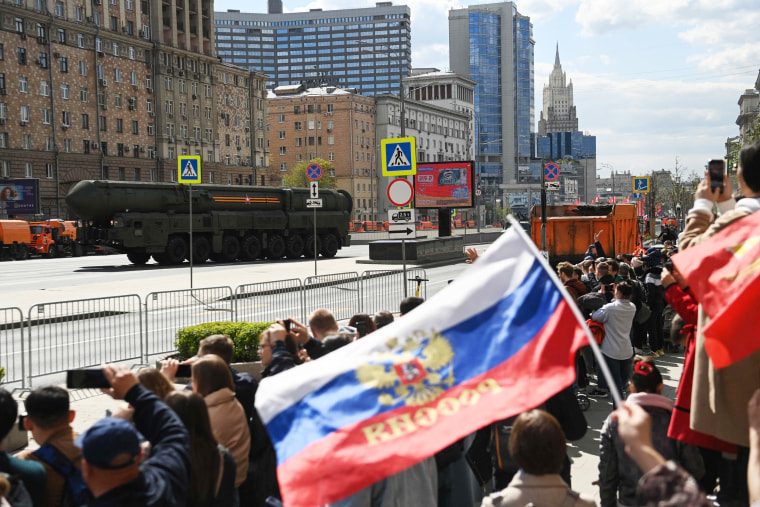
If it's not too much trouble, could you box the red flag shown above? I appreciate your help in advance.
[672,212,760,368]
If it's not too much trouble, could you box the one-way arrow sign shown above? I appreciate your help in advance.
[388,223,416,239]
[310,181,319,199]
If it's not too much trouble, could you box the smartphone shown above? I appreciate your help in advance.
[708,159,725,193]
[356,320,367,338]
[283,319,291,333]
[66,369,110,389]
[175,363,192,378]
[17,413,26,432]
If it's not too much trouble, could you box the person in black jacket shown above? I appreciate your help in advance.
[78,364,190,507]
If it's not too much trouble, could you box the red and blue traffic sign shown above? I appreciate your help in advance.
[307,163,323,180]
[544,162,559,181]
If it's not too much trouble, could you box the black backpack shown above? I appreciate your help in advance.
[32,444,93,507]
[0,472,33,507]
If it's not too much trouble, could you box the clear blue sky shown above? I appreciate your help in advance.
[215,0,760,178]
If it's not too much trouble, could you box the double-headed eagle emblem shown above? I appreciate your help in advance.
[356,330,455,407]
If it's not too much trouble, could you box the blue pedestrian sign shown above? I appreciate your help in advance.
[381,137,417,176]
[632,177,650,193]
[544,162,559,181]
[178,156,201,184]
[307,163,323,180]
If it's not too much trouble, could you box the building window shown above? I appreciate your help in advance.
[16,18,25,34]
[61,84,69,99]
[17,48,27,65]
[22,134,32,150]
[114,68,121,82]
[40,80,48,96]
[132,121,138,134]
[77,33,85,48]
[280,162,287,172]
[116,118,123,133]
[61,111,70,126]
[110,16,118,31]
[99,116,107,131]
[75,6,83,21]
[279,146,286,155]
[55,1,63,16]
[42,108,51,124]
[19,77,28,93]
[278,114,285,123]
[25,162,33,177]
[57,29,65,43]
[0,44,4,60]
[147,123,154,135]
[46,163,53,178]
[20,105,30,123]
[80,88,88,102]
[59,57,68,73]
[37,52,47,69]
[82,113,89,129]
[0,161,8,176]
[0,134,7,149]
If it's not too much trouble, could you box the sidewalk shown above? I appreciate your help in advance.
[569,349,684,503]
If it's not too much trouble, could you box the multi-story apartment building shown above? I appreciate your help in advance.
[0,0,268,218]
[214,2,411,97]
[267,84,376,221]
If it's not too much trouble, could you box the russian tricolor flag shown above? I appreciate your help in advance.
[255,223,590,506]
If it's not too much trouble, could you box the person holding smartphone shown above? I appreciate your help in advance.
[677,141,760,501]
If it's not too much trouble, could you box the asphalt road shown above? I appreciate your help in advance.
[0,242,475,388]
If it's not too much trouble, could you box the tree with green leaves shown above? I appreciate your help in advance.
[282,158,337,189]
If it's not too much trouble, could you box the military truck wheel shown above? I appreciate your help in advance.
[47,244,58,259]
[152,253,168,264]
[211,235,240,263]
[72,243,84,257]
[127,252,151,265]
[285,235,305,259]
[239,235,261,261]
[304,235,321,258]
[164,236,188,265]
[265,234,286,260]
[320,234,340,258]
[190,236,211,263]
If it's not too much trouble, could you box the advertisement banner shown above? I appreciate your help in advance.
[0,179,40,215]
[413,161,474,209]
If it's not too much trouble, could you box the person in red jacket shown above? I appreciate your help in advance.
[662,267,741,501]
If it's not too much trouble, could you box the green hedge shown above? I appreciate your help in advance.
[174,321,272,362]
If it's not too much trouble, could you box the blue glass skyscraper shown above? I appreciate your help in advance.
[449,2,535,204]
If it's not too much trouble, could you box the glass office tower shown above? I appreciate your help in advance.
[214,3,411,96]
[449,2,535,202]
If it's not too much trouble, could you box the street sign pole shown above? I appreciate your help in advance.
[178,156,201,289]
[541,160,547,251]
[402,237,407,297]
[313,207,317,276]
[189,186,193,288]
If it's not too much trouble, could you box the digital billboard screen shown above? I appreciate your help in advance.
[413,161,474,209]
[0,178,39,215]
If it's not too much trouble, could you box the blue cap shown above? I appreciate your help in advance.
[75,417,142,470]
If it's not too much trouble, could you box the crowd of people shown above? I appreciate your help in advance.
[1,140,760,506]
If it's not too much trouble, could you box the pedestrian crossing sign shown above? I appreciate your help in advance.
[178,156,201,184]
[381,137,416,177]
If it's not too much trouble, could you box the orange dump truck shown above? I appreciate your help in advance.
[0,220,32,260]
[530,204,642,265]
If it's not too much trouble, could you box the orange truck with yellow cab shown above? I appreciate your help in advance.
[0,220,32,260]
[530,204,642,265]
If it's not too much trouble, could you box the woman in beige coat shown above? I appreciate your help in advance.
[481,410,595,507]
[192,355,251,487]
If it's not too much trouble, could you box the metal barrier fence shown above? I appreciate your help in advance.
[359,269,428,315]
[234,279,304,324]
[304,272,360,322]
[2,269,428,387]
[144,286,234,360]
[27,296,143,384]
[0,307,26,387]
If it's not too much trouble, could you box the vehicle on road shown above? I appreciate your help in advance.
[0,219,32,260]
[66,180,353,265]
[530,204,642,265]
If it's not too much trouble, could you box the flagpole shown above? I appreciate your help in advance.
[506,216,624,407]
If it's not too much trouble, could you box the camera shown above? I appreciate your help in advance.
[175,363,192,378]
